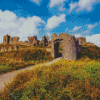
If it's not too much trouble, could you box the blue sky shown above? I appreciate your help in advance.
[0,0,100,46]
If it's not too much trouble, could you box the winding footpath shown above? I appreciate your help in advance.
[0,57,62,92]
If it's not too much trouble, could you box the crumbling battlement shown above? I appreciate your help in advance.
[3,34,50,46]
[28,36,39,46]
[3,34,19,45]
[2,33,88,61]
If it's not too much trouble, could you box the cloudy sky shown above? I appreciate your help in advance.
[0,0,100,46]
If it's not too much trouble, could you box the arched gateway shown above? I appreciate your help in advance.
[51,33,82,61]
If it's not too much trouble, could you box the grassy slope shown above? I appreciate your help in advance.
[0,45,100,100]
[0,58,100,100]
[0,45,53,74]
[77,45,100,60]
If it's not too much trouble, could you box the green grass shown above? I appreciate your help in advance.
[0,58,100,100]
[0,46,53,74]
[0,44,100,99]
[0,64,8,70]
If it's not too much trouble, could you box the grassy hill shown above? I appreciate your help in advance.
[0,58,100,100]
[0,45,53,74]
[77,44,100,60]
[0,44,100,100]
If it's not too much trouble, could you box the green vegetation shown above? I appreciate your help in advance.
[0,44,100,100]
[77,45,100,60]
[0,58,100,100]
[0,46,53,74]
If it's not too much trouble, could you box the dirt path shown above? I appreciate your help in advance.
[0,57,62,92]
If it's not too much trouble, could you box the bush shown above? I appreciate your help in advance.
[78,45,100,60]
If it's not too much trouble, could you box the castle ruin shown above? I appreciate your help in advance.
[3,34,19,45]
[51,33,84,61]
[1,33,87,61]
[75,37,86,45]
[40,36,49,46]
[28,36,39,46]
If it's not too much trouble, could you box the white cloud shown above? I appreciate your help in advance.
[18,16,45,39]
[69,0,100,13]
[0,10,45,42]
[69,26,82,32]
[73,26,82,31]
[86,34,100,47]
[68,2,78,13]
[87,23,98,30]
[79,23,98,35]
[49,0,67,11]
[75,34,82,37]
[59,4,66,11]
[31,0,41,4]
[45,14,66,30]
[0,10,17,22]
[47,32,52,40]
[65,28,68,32]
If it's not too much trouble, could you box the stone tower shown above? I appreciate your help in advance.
[51,33,81,61]
[3,34,10,45]
[41,36,49,46]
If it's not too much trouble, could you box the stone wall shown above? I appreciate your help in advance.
[3,34,10,45]
[10,37,19,44]
[3,34,19,45]
[40,36,49,46]
[0,46,18,52]
[51,33,82,61]
[17,41,29,45]
[3,34,50,46]
[75,37,86,45]
[28,36,39,46]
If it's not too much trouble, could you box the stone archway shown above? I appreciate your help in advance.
[51,33,79,61]
[54,39,63,58]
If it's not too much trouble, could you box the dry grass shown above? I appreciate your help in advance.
[0,58,100,100]
[0,46,53,74]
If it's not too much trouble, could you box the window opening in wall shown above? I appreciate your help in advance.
[11,38,13,41]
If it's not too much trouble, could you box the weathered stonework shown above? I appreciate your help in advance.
[2,33,88,61]
[40,36,49,46]
[51,33,82,61]
[28,36,39,46]
[3,34,19,45]
[0,46,19,52]
[3,34,10,45]
[75,37,86,45]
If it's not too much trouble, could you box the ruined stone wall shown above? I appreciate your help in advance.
[0,46,18,52]
[75,37,86,45]
[51,33,78,61]
[3,34,19,45]
[3,34,11,45]
[40,36,49,46]
[28,36,38,46]
[75,40,82,53]
[10,37,19,44]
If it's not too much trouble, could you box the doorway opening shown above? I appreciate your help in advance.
[54,42,62,58]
